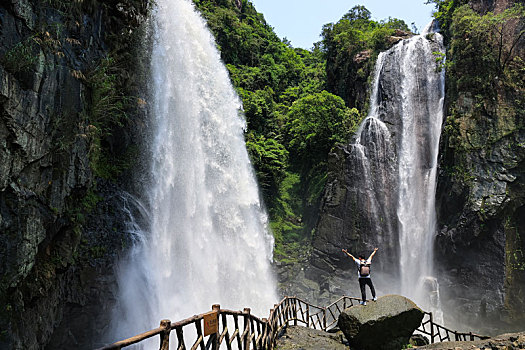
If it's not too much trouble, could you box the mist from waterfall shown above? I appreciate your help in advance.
[108,0,277,346]
[350,23,445,312]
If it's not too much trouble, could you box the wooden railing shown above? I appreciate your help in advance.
[97,304,272,350]
[417,311,490,343]
[96,296,488,350]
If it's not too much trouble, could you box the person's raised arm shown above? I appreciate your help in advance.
[342,249,357,262]
[368,247,379,261]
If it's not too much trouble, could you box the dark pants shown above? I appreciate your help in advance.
[359,278,376,302]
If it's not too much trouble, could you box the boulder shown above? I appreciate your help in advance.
[338,294,424,350]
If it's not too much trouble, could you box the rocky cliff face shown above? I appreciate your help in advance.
[0,1,149,348]
[434,0,525,334]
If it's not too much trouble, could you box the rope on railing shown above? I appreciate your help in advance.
[96,296,489,350]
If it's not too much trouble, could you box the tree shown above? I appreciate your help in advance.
[449,4,525,94]
[286,91,359,168]
[246,134,288,203]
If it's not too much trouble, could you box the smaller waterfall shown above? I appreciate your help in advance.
[345,52,398,272]
[348,22,445,313]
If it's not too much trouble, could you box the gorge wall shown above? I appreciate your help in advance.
[433,0,525,333]
[0,1,150,348]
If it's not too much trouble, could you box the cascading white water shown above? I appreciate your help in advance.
[349,23,445,312]
[109,0,277,346]
[396,24,445,310]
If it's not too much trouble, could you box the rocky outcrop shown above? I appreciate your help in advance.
[0,1,150,348]
[338,295,424,350]
[275,326,348,350]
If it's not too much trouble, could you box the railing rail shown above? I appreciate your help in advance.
[96,296,489,350]
[417,311,490,344]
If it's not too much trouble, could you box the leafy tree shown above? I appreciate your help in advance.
[246,134,288,203]
[320,6,410,110]
[238,87,277,134]
[287,91,358,167]
[448,4,525,96]
[285,91,360,206]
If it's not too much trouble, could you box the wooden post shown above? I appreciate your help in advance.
[222,313,232,350]
[243,308,251,350]
[175,326,184,350]
[233,314,242,348]
[210,304,220,350]
[293,298,297,326]
[159,319,171,350]
[250,316,257,350]
[273,304,279,328]
[268,308,274,345]
[261,318,268,350]
[429,312,435,344]
[306,304,310,328]
[285,298,289,327]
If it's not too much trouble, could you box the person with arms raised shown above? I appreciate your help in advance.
[342,247,379,305]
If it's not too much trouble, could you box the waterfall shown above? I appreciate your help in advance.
[396,24,445,312]
[108,0,277,346]
[350,23,445,312]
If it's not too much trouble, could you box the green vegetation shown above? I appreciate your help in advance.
[0,36,39,73]
[194,0,409,262]
[85,56,139,180]
[448,4,525,98]
[321,5,410,108]
[430,0,524,153]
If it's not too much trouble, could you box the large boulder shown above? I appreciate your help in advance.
[338,294,424,350]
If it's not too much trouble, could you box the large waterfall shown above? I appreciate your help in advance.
[350,23,445,310]
[396,25,445,309]
[109,0,277,345]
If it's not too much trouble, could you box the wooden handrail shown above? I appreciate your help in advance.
[97,296,489,350]
[97,324,165,349]
[416,311,489,344]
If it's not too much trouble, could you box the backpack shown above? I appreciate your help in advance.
[359,262,371,277]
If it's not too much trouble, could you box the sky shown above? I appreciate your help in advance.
[249,0,437,49]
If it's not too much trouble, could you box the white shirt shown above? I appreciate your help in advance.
[355,258,371,278]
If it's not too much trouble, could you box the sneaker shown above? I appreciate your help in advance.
[359,301,367,306]
[373,297,377,301]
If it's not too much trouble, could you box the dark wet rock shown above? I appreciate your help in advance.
[410,333,430,347]
[0,1,150,349]
[338,295,424,350]
[434,0,525,332]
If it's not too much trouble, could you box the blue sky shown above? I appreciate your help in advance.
[249,0,437,49]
